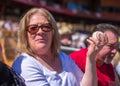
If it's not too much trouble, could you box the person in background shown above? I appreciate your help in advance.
[60,26,72,47]
[112,50,120,81]
[69,23,120,86]
[0,61,26,86]
[12,8,107,86]
[0,43,25,86]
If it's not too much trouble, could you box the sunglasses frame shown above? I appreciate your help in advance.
[26,23,52,34]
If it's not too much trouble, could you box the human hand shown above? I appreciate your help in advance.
[86,31,108,59]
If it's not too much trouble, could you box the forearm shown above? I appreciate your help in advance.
[81,57,97,86]
[114,69,120,85]
[81,32,107,86]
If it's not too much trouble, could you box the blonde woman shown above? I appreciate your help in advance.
[12,8,107,86]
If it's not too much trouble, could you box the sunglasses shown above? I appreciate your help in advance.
[26,23,52,34]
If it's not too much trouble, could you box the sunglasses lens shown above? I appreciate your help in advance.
[27,25,39,34]
[41,24,52,32]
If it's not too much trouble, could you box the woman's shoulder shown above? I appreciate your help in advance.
[59,51,75,66]
[13,53,38,64]
[12,53,42,74]
[59,51,83,77]
[59,51,71,60]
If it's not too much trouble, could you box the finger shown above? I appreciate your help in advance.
[87,37,99,46]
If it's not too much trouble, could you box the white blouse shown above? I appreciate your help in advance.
[12,51,83,86]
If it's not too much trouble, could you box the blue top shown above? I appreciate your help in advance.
[12,51,83,86]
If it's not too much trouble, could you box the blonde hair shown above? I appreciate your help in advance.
[17,8,60,57]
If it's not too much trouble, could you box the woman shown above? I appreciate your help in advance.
[12,8,107,86]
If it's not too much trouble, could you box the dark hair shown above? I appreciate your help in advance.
[92,23,119,36]
[0,62,26,86]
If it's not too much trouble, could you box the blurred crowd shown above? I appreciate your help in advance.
[58,22,90,49]
[0,19,19,31]
[0,18,90,49]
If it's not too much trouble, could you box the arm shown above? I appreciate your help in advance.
[81,37,97,86]
[81,33,108,86]
[114,70,120,86]
[114,63,120,85]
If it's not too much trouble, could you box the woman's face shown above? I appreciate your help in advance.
[27,13,52,55]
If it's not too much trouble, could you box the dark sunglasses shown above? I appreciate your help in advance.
[26,23,52,34]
